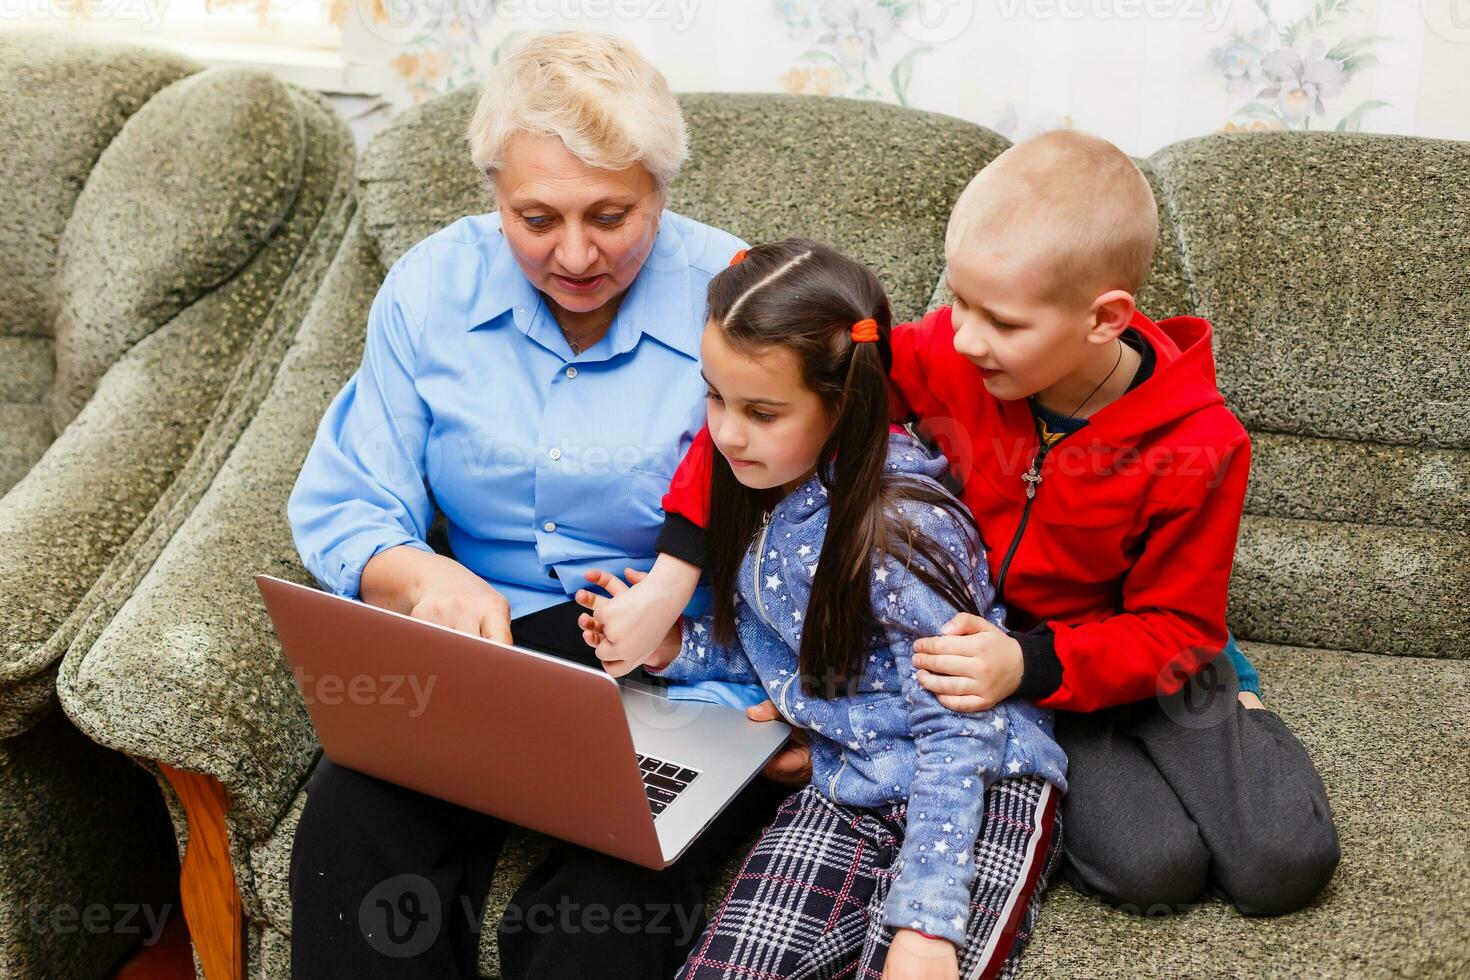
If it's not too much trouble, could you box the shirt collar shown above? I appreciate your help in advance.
[466,210,701,361]
[466,216,541,335]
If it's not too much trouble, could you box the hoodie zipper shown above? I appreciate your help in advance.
[751,508,799,720]
[827,752,848,798]
[752,507,775,628]
[994,411,1080,604]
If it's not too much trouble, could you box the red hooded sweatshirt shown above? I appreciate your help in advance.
[656,307,1251,714]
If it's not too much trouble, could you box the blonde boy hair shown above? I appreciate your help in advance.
[465,31,689,193]
[946,129,1159,306]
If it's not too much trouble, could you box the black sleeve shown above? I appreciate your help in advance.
[1009,624,1063,702]
[654,512,706,569]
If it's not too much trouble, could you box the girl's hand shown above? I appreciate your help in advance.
[745,700,811,786]
[576,569,681,676]
[883,929,958,980]
[575,557,692,670]
[911,613,1023,712]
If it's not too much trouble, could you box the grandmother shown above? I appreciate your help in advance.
[285,32,789,979]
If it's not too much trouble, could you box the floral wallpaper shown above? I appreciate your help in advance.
[773,0,944,105]
[1210,0,1387,133]
[177,0,1467,152]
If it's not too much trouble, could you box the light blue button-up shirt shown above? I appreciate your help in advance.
[287,208,745,623]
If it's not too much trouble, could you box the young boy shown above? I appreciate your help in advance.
[578,129,1339,918]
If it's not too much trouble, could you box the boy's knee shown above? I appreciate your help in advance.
[1063,830,1210,915]
[1219,828,1341,917]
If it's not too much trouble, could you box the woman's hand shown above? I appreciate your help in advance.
[404,553,515,644]
[883,929,958,980]
[575,561,690,675]
[746,700,812,786]
[911,613,1023,712]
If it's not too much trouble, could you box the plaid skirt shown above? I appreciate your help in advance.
[677,774,1063,980]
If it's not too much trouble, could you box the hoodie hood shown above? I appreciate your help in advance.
[995,310,1229,448]
[771,429,949,525]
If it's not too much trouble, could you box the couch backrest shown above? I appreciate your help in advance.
[0,35,357,738]
[50,65,310,431]
[0,35,196,494]
[0,34,196,340]
[1149,132,1469,658]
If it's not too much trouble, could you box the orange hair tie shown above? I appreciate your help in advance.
[728,248,749,267]
[850,318,880,343]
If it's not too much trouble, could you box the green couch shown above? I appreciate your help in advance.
[0,33,355,978]
[53,76,1468,979]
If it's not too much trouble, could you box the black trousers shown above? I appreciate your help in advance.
[1051,651,1340,917]
[288,601,790,979]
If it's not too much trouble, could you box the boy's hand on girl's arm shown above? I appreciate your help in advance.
[883,929,958,980]
[575,567,682,677]
[911,613,1023,712]
[745,700,811,786]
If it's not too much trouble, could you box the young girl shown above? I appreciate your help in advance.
[577,240,1068,980]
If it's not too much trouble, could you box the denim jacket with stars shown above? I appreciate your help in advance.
[647,430,1068,946]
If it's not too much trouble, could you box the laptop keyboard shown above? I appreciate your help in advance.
[635,753,701,818]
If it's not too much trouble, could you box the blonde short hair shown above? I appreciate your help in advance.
[466,31,689,194]
[946,129,1159,304]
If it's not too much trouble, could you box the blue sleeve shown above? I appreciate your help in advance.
[650,598,764,686]
[880,506,1012,947]
[286,260,437,599]
[1222,632,1262,697]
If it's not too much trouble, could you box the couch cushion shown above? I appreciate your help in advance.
[1246,431,1468,533]
[51,66,306,430]
[666,94,1005,323]
[1132,156,1194,320]
[1025,641,1469,977]
[1148,132,1470,656]
[358,90,1009,324]
[0,33,197,339]
[1230,515,1469,658]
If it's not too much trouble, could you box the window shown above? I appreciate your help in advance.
[3,0,382,94]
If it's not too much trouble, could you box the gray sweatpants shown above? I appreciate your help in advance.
[1050,651,1340,917]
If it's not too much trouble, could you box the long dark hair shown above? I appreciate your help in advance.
[704,238,985,698]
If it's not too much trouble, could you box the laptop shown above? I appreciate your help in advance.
[255,574,791,870]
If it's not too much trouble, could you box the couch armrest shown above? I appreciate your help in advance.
[0,297,283,738]
[58,219,389,841]
[1,77,355,740]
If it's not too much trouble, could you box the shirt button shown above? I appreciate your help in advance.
[565,366,578,379]
[543,521,556,533]
[549,448,562,461]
